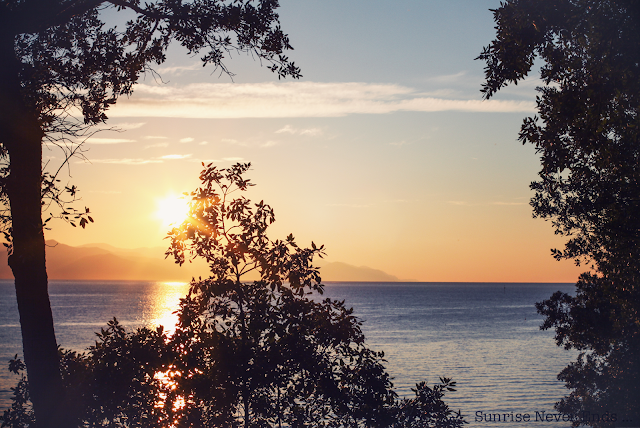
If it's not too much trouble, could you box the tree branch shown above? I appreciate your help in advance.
[4,0,105,35]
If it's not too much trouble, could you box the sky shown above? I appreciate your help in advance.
[44,0,585,282]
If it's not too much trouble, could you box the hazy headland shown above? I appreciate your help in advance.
[0,241,398,282]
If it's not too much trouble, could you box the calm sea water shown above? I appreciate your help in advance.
[0,280,578,427]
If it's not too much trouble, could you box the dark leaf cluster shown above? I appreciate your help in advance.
[478,0,640,268]
[479,1,640,426]
[6,0,300,132]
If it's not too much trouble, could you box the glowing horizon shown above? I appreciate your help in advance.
[40,0,585,283]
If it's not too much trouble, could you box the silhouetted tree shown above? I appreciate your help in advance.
[164,162,463,427]
[2,321,176,428]
[478,1,640,425]
[2,163,466,428]
[0,2,299,426]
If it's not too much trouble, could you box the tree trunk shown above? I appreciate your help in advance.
[0,33,68,428]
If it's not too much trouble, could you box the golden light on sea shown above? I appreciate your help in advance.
[148,281,190,334]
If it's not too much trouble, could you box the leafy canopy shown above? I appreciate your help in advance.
[479,1,640,425]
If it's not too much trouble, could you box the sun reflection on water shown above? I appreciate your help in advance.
[146,281,190,334]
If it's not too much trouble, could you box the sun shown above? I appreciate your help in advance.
[154,193,189,228]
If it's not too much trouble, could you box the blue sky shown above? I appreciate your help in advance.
[46,0,583,282]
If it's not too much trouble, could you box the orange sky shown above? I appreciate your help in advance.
[42,1,585,283]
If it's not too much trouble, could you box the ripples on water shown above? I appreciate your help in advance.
[0,281,577,427]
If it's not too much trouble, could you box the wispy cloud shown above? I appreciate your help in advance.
[179,137,194,143]
[85,138,136,144]
[275,125,296,134]
[261,140,280,148]
[85,158,162,165]
[109,82,536,119]
[157,63,201,75]
[158,154,192,160]
[275,125,323,136]
[145,142,169,149]
[114,122,146,130]
[426,71,468,84]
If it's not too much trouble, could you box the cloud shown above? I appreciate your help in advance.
[426,71,468,84]
[113,122,146,130]
[144,135,168,140]
[145,142,169,149]
[85,158,162,165]
[84,138,136,144]
[275,125,322,137]
[261,140,280,148]
[157,63,201,75]
[158,154,192,160]
[108,82,536,119]
[275,125,296,134]
[179,137,194,143]
[300,128,322,136]
[199,141,210,145]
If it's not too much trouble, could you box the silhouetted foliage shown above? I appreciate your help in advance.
[1,2,300,426]
[2,321,176,428]
[390,380,464,428]
[3,163,466,428]
[479,1,640,425]
[163,162,464,427]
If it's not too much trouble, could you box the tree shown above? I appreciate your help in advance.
[163,162,464,427]
[0,2,299,427]
[165,162,395,427]
[2,163,466,428]
[478,1,640,425]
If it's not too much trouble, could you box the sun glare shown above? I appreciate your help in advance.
[154,193,189,228]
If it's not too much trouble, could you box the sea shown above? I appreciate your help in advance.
[0,280,579,427]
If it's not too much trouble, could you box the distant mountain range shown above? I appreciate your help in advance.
[0,241,398,282]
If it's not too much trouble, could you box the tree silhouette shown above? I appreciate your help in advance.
[2,163,466,428]
[165,162,396,427]
[0,2,299,427]
[478,1,640,425]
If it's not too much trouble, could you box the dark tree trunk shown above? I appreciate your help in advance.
[0,32,68,428]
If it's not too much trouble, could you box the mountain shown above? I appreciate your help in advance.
[0,241,206,281]
[0,241,398,282]
[318,262,399,282]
